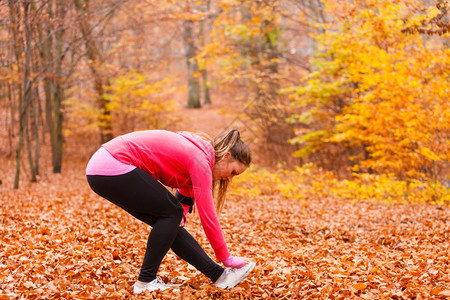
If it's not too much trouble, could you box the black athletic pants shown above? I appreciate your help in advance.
[86,168,224,283]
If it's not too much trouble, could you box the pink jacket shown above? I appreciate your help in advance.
[102,130,230,261]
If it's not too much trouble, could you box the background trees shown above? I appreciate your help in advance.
[1,0,448,192]
[287,0,449,183]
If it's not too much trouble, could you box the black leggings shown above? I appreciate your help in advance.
[86,168,224,283]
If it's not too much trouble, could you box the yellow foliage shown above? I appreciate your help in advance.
[229,166,449,206]
[64,69,176,137]
[104,70,176,133]
[201,0,281,79]
[288,0,449,182]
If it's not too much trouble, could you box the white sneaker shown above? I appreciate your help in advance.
[214,262,256,289]
[133,277,170,294]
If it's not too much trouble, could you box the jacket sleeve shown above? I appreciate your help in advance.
[188,161,230,261]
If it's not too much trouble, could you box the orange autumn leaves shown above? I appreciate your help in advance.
[1,160,449,299]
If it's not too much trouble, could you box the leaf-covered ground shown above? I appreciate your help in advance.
[1,159,449,299]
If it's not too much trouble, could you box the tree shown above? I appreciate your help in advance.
[183,18,202,108]
[402,0,449,36]
[36,0,68,173]
[180,0,214,108]
[289,0,450,181]
[103,70,175,134]
[202,0,300,166]
[63,0,188,144]
[73,0,123,143]
[199,1,212,106]
[8,0,40,188]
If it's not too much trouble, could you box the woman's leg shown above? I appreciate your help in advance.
[87,168,183,282]
[171,228,224,283]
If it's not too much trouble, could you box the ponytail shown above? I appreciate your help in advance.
[213,128,251,213]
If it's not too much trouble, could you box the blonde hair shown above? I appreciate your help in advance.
[191,131,213,142]
[213,128,251,213]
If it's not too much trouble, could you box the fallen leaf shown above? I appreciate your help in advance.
[353,282,367,290]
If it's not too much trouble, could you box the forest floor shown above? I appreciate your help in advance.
[1,102,449,299]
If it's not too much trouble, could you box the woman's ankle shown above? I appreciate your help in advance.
[136,280,149,286]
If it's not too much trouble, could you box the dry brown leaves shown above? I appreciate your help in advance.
[1,161,449,299]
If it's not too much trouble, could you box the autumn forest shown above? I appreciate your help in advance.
[1,0,449,299]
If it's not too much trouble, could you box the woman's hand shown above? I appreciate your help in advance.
[221,255,247,268]
[179,215,186,227]
[179,202,191,227]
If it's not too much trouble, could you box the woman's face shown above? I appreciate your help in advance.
[213,152,248,182]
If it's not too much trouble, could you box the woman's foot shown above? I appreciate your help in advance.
[214,262,256,289]
[133,277,170,294]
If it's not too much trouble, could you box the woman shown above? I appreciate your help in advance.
[86,128,255,293]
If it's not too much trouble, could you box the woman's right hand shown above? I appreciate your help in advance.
[222,255,247,268]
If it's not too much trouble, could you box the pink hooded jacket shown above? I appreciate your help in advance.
[101,130,230,261]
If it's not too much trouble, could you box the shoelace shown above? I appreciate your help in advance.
[153,277,168,288]
[227,267,242,275]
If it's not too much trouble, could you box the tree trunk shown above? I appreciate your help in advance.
[36,0,67,173]
[202,68,211,106]
[243,0,298,167]
[25,107,37,182]
[24,0,37,183]
[199,2,211,105]
[7,77,15,156]
[32,87,40,176]
[73,0,114,143]
[14,0,33,189]
[9,0,23,189]
[52,0,66,172]
[183,20,201,109]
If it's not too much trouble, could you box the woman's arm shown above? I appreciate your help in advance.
[189,165,230,261]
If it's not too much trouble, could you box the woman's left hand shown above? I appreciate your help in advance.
[179,216,186,227]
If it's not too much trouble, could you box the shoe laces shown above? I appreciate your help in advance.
[226,267,243,275]
[153,277,168,288]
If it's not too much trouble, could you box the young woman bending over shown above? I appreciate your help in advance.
[86,129,255,293]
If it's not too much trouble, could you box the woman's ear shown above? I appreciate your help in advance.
[217,152,232,163]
